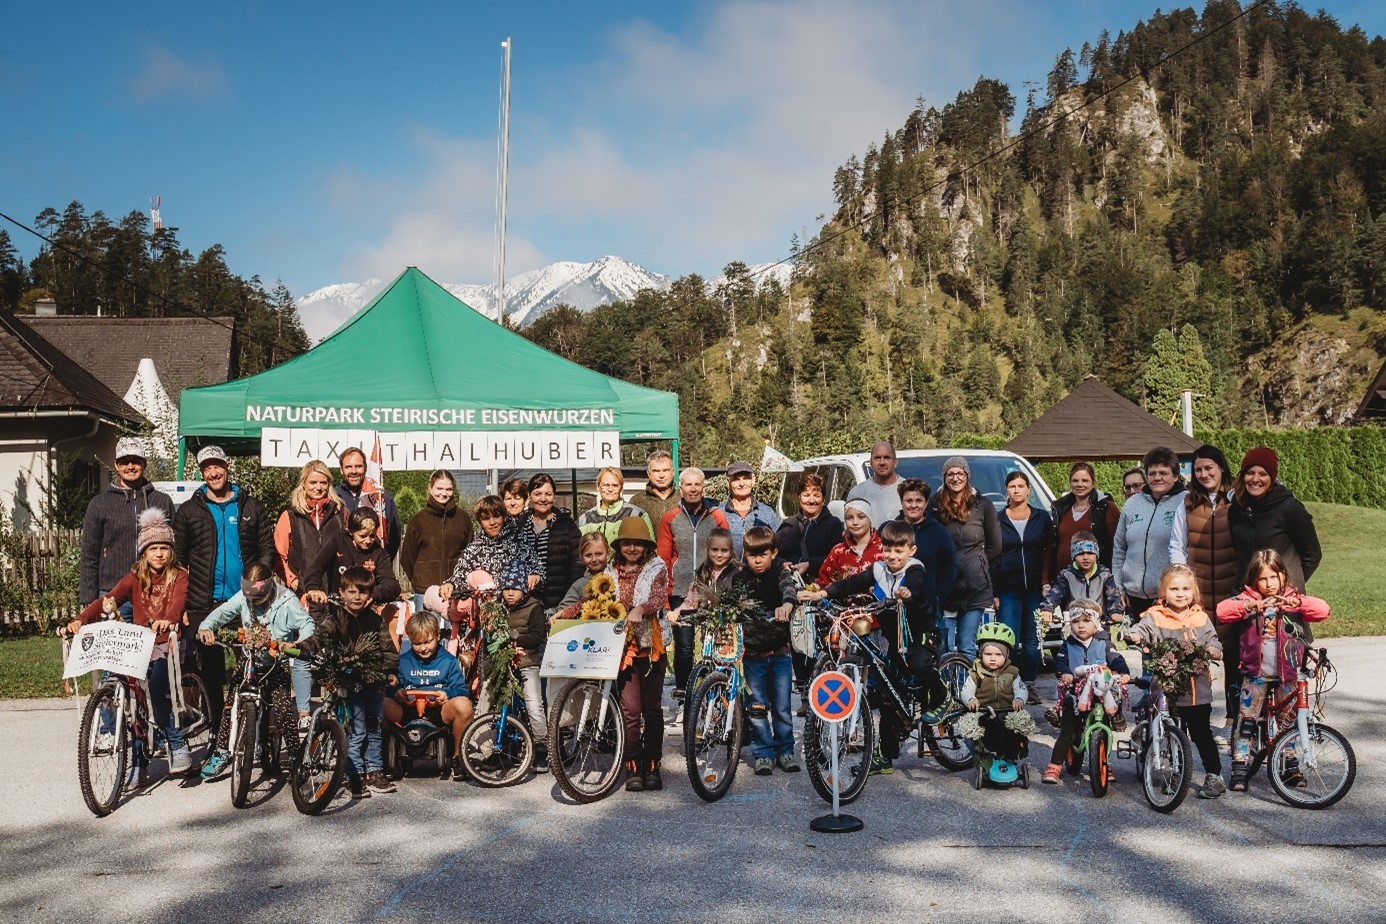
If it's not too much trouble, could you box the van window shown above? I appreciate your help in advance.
[897,457,1052,513]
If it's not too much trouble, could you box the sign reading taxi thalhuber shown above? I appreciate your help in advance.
[259,415,619,470]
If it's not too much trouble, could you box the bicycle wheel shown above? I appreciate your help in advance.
[804,706,873,805]
[1089,731,1110,798]
[682,659,715,727]
[230,697,259,808]
[936,653,972,702]
[1140,718,1192,813]
[78,684,128,817]
[685,671,742,802]
[291,713,346,815]
[1267,723,1354,809]
[922,709,973,772]
[179,671,212,754]
[462,712,535,787]
[547,679,625,803]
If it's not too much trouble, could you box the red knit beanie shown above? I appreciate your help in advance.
[1239,446,1278,481]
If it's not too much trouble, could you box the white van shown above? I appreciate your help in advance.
[776,449,1055,521]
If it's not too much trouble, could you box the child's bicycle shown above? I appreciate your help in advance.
[1119,671,1193,813]
[682,608,765,802]
[461,657,538,787]
[1237,643,1355,809]
[546,676,625,803]
[1059,664,1126,798]
[219,632,303,809]
[283,643,349,815]
[73,627,210,817]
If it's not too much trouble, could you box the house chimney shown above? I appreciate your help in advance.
[34,298,57,317]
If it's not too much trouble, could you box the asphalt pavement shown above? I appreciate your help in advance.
[3,637,1384,924]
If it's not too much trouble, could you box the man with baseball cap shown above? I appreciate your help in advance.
[720,461,779,559]
[80,437,174,613]
[174,445,276,734]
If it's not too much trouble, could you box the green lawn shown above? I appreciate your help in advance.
[1304,502,1386,638]
[0,502,1379,698]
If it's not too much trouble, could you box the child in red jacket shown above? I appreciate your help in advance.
[1216,549,1329,792]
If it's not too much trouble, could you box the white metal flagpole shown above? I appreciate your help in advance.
[494,37,512,325]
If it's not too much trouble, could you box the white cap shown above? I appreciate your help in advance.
[196,445,229,467]
[114,437,148,461]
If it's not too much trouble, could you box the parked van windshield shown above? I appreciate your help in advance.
[892,456,1051,514]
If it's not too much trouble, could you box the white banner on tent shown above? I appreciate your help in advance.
[260,428,620,470]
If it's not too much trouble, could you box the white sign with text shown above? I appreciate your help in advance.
[62,622,156,680]
[259,428,621,470]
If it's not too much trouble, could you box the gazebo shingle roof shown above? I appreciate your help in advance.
[1005,376,1202,462]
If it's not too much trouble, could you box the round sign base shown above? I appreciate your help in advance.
[810,813,864,833]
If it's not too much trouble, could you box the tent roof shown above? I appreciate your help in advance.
[1005,376,1202,462]
[178,267,678,450]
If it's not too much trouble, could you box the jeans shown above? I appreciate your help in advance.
[346,688,385,777]
[518,666,547,735]
[290,659,313,715]
[146,656,187,753]
[744,652,794,760]
[940,608,985,660]
[996,591,1043,682]
[670,597,694,691]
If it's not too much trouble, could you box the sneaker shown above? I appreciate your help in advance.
[1043,707,1062,729]
[644,763,664,791]
[123,764,148,792]
[1196,772,1227,799]
[94,730,116,754]
[349,775,370,799]
[1026,683,1043,706]
[200,749,230,781]
[1111,711,1127,732]
[776,753,801,773]
[672,688,686,703]
[1042,763,1063,784]
[365,771,397,794]
[754,757,774,776]
[869,755,893,775]
[795,699,809,718]
[298,713,313,732]
[533,744,549,774]
[921,703,951,725]
[168,747,193,775]
[1229,768,1248,793]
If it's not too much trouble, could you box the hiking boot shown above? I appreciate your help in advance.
[644,762,664,791]
[349,775,370,799]
[200,749,230,781]
[1196,772,1227,799]
[366,771,397,794]
[1042,763,1063,784]
[168,747,193,775]
[625,761,645,791]
[795,698,809,718]
[869,755,893,775]
[754,757,774,776]
[1026,683,1043,706]
[776,753,801,773]
[1229,763,1248,792]
[1043,707,1062,729]
[533,743,549,773]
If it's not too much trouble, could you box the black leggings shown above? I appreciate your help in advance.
[214,657,299,756]
[1173,702,1221,775]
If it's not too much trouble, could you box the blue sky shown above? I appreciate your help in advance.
[3,0,1383,312]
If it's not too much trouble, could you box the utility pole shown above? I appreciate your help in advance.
[494,37,512,324]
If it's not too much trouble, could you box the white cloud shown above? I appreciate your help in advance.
[330,0,1046,283]
[129,48,226,103]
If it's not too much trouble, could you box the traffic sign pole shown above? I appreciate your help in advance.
[808,670,863,834]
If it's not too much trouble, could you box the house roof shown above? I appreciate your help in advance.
[1352,359,1386,423]
[25,315,236,399]
[1005,376,1203,462]
[0,309,144,424]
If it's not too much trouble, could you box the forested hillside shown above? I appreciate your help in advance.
[525,1,1386,464]
[0,206,309,378]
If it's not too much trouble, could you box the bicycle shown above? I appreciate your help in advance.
[682,607,764,802]
[1059,664,1125,798]
[75,627,209,817]
[546,676,625,803]
[283,644,349,816]
[1119,672,1193,813]
[1235,644,1355,809]
[220,630,302,809]
[803,599,971,805]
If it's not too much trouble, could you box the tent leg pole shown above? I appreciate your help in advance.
[671,438,680,471]
[177,437,186,480]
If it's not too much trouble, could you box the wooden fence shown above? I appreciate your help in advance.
[0,528,80,632]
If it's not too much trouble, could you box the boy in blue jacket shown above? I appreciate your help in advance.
[1043,600,1131,784]
[384,611,474,780]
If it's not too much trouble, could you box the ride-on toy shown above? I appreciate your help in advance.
[383,689,454,779]
[963,706,1032,789]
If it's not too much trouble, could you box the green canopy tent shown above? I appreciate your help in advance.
[177,267,679,474]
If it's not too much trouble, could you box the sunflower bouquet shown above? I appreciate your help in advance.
[1145,636,1214,694]
[577,573,628,622]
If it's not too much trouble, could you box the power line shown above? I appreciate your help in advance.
[752,0,1276,282]
[0,208,238,334]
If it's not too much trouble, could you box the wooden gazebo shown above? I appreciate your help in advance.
[1351,360,1386,423]
[1005,376,1203,462]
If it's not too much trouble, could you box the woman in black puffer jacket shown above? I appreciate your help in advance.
[523,473,584,610]
[1228,447,1322,593]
